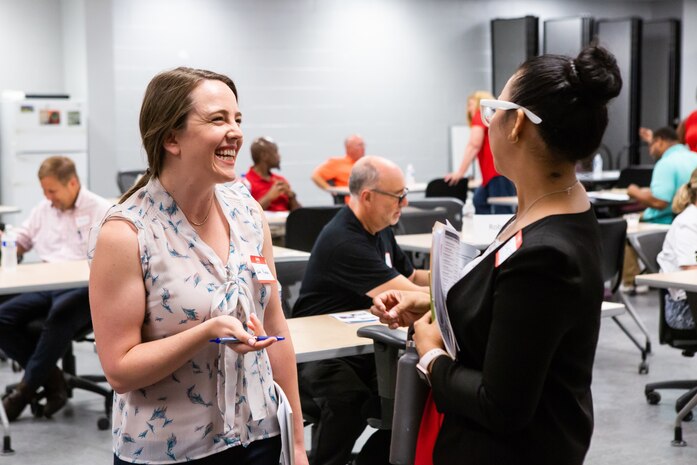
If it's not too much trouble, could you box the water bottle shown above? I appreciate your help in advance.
[405,164,416,187]
[389,339,429,465]
[461,192,475,234]
[592,153,603,178]
[1,225,18,271]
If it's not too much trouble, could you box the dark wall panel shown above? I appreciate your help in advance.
[491,16,539,96]
[595,18,641,168]
[543,16,593,56]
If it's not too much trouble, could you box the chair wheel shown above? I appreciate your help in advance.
[638,362,649,374]
[646,391,661,405]
[97,417,110,430]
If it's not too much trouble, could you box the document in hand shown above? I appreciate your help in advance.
[274,382,295,465]
[430,221,481,358]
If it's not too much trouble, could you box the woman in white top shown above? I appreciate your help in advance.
[89,67,308,465]
[657,167,697,329]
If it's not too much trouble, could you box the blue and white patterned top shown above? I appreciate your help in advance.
[89,178,279,463]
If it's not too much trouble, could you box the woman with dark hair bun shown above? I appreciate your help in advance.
[371,46,621,464]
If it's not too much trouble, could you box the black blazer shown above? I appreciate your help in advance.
[430,209,603,465]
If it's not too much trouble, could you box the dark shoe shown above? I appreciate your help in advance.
[42,367,68,418]
[2,381,35,421]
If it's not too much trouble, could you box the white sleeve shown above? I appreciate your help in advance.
[672,220,697,268]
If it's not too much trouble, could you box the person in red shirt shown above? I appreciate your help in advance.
[445,90,516,214]
[245,137,301,211]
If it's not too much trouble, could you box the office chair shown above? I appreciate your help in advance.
[597,218,652,374]
[425,178,469,203]
[407,198,464,231]
[355,325,408,429]
[116,170,146,194]
[630,231,697,442]
[4,318,112,430]
[670,292,697,446]
[393,208,449,236]
[275,257,309,319]
[284,206,342,252]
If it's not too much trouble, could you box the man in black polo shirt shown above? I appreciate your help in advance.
[294,156,428,465]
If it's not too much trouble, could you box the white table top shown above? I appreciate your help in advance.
[577,170,621,183]
[396,214,513,252]
[0,260,90,295]
[0,205,20,215]
[265,210,290,227]
[327,182,428,197]
[0,246,309,295]
[288,313,404,363]
[635,270,697,293]
[273,246,310,261]
[488,188,631,207]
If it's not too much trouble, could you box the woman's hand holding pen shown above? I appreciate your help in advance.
[209,313,278,354]
[370,290,431,329]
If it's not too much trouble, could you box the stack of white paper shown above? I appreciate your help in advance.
[430,221,480,358]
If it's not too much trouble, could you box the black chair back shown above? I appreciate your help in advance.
[394,208,449,235]
[275,257,309,318]
[407,198,464,231]
[425,178,468,203]
[597,218,628,296]
[116,170,146,194]
[285,206,342,252]
[615,165,654,188]
[626,230,667,274]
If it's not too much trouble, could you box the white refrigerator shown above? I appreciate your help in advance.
[0,95,88,228]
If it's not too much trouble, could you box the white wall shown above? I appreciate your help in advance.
[0,0,692,203]
[0,0,65,93]
[102,0,668,204]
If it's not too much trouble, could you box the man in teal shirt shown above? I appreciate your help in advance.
[628,127,697,224]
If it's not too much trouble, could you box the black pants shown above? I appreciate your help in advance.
[0,289,91,390]
[113,436,281,465]
[299,354,390,465]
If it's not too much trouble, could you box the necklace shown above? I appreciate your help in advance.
[497,180,580,240]
[185,195,214,227]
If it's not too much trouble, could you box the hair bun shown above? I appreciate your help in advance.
[573,46,622,103]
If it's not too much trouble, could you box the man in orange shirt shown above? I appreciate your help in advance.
[311,134,366,191]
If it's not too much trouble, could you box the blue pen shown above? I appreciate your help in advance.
[209,336,285,344]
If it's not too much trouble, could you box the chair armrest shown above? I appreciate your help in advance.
[357,325,407,349]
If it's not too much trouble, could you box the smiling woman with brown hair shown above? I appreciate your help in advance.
[89,67,308,465]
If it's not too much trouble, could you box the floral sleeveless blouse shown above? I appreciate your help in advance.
[89,178,279,463]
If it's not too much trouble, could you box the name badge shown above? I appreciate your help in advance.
[76,215,91,228]
[250,255,276,283]
[495,230,522,268]
[385,252,392,268]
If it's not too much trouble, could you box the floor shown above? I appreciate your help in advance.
[1,290,696,464]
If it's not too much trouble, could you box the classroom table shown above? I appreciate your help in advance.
[0,206,20,215]
[288,313,404,363]
[635,269,697,293]
[327,182,428,197]
[488,188,632,208]
[577,170,621,189]
[0,247,309,295]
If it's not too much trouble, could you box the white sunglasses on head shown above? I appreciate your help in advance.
[479,99,542,127]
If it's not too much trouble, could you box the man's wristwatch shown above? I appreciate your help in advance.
[415,348,449,386]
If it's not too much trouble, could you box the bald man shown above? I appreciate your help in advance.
[294,156,428,465]
[311,134,366,191]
